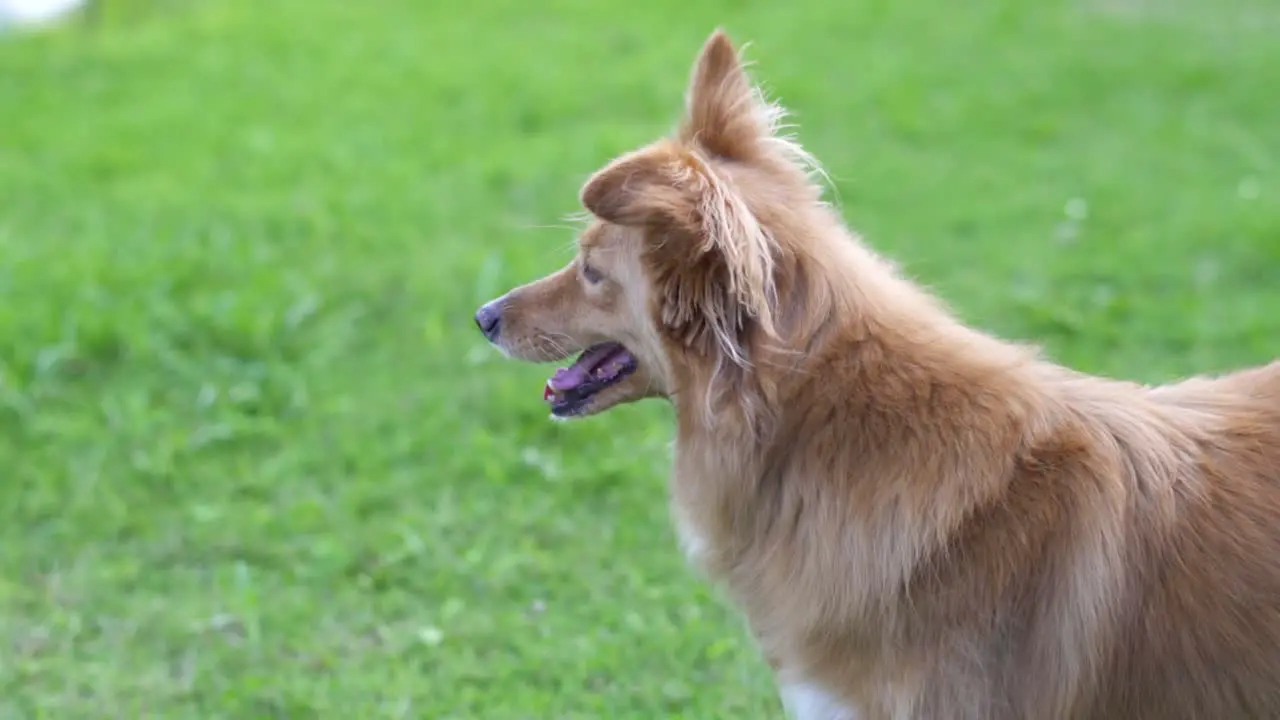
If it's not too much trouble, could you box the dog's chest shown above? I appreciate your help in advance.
[667,446,739,569]
[781,682,863,719]
[671,496,712,565]
[667,445,920,719]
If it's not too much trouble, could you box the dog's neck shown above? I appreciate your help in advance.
[665,226,1051,613]
[672,223,1045,442]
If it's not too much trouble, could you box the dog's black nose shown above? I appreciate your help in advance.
[475,301,502,341]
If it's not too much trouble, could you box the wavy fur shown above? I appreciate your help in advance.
[480,29,1280,720]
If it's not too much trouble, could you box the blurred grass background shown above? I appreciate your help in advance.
[0,0,1276,717]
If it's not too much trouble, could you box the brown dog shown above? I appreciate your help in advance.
[475,29,1280,719]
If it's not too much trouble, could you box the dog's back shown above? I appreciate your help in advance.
[761,348,1280,719]
[1089,362,1280,718]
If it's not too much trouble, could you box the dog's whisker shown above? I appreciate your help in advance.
[518,225,586,237]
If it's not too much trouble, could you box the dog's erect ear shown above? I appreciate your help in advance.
[680,29,773,162]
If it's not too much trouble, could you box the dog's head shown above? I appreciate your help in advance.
[475,30,825,421]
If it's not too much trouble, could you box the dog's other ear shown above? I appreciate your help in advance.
[580,143,696,228]
[647,182,778,368]
[680,29,773,162]
[581,143,778,367]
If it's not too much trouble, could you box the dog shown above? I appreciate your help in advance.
[474,29,1280,719]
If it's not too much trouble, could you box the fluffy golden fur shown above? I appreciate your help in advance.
[476,29,1280,719]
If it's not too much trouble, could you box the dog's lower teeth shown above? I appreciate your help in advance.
[593,362,622,380]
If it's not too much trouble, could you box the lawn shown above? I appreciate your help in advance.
[0,0,1276,717]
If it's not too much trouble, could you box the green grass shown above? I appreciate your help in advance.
[0,0,1276,716]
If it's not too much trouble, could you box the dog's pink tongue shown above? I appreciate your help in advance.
[548,365,588,392]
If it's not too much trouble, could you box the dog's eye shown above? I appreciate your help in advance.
[581,262,605,284]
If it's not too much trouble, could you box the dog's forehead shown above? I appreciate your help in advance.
[578,220,631,254]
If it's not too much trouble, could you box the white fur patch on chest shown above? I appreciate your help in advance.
[781,682,861,720]
[672,504,710,564]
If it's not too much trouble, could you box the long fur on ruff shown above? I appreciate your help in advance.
[480,29,1280,719]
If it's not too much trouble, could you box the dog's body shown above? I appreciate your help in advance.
[673,297,1280,719]
[476,30,1280,719]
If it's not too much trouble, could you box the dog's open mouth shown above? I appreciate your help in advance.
[542,342,638,417]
